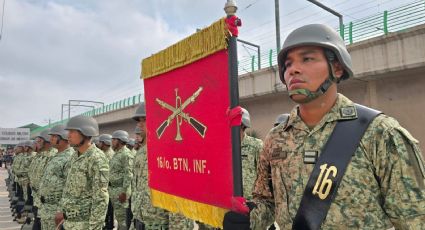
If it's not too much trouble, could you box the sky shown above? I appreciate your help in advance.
[0,0,417,128]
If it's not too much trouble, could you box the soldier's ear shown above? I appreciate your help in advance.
[332,61,344,79]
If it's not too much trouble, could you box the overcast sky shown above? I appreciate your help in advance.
[0,0,415,128]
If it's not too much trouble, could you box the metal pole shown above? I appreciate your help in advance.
[237,38,261,69]
[225,0,243,197]
[68,101,71,120]
[275,0,281,52]
[61,104,64,121]
[229,35,243,197]
[306,0,344,38]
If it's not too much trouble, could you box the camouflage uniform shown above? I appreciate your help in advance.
[131,145,169,229]
[104,147,115,161]
[198,134,263,230]
[241,134,263,200]
[109,146,134,230]
[250,94,425,230]
[28,147,57,208]
[38,147,74,230]
[169,213,194,230]
[59,144,109,230]
[18,151,35,202]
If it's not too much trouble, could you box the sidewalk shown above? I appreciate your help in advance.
[0,167,21,230]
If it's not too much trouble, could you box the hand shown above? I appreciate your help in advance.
[231,196,249,214]
[223,211,250,230]
[118,193,127,203]
[55,212,64,226]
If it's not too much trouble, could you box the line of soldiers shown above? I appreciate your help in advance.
[6,102,271,230]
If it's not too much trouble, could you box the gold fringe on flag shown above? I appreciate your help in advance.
[151,189,228,228]
[141,18,229,79]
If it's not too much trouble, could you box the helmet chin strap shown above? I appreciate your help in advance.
[287,50,340,104]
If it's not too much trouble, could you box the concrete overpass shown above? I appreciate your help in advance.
[95,24,425,152]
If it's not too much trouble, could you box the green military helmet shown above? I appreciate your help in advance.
[277,24,353,83]
[93,136,100,144]
[134,126,142,134]
[36,129,51,143]
[49,124,68,140]
[16,141,26,148]
[274,113,290,127]
[132,102,146,121]
[98,134,112,146]
[24,140,34,149]
[127,138,135,147]
[65,115,99,137]
[241,107,251,128]
[111,130,129,143]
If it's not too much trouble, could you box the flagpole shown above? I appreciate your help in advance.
[225,0,243,197]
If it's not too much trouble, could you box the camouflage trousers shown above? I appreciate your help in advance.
[112,198,128,230]
[169,213,194,230]
[41,218,56,230]
[63,220,89,230]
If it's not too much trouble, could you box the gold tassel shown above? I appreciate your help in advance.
[141,18,229,79]
[151,189,228,228]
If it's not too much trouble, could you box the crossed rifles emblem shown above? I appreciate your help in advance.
[156,87,207,141]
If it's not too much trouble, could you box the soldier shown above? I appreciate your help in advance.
[29,129,57,229]
[37,124,74,230]
[199,108,263,230]
[224,24,425,229]
[98,134,115,161]
[131,103,169,230]
[20,141,36,216]
[109,130,134,230]
[273,113,289,127]
[126,138,137,157]
[240,108,263,200]
[11,142,26,222]
[93,136,101,148]
[55,115,109,230]
[133,127,143,152]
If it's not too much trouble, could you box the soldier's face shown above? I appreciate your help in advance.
[50,134,60,147]
[35,137,45,149]
[68,130,83,146]
[137,117,146,138]
[111,138,120,149]
[283,46,329,101]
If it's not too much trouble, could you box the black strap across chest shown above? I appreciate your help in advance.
[292,104,381,230]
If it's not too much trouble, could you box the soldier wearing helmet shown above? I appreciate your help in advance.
[133,127,143,152]
[109,130,134,230]
[239,108,263,201]
[273,113,289,127]
[224,24,425,230]
[55,115,109,229]
[98,134,114,161]
[28,129,57,229]
[38,124,75,230]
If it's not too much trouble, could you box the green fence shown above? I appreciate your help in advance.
[238,0,425,74]
[31,93,144,135]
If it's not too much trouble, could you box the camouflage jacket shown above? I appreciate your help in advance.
[250,94,425,230]
[12,153,23,178]
[29,147,57,191]
[17,152,36,183]
[60,144,109,230]
[103,147,114,161]
[38,147,74,219]
[241,134,263,199]
[131,145,169,225]
[109,146,133,196]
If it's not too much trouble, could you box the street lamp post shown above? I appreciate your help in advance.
[306,0,344,39]
[67,100,104,119]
